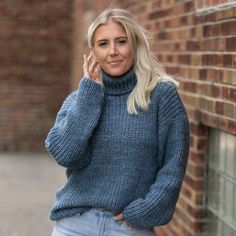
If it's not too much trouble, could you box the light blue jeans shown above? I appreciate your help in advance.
[52,208,155,236]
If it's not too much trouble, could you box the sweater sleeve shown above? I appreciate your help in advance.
[123,82,190,229]
[45,77,104,169]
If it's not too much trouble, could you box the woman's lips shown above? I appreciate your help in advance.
[108,60,123,66]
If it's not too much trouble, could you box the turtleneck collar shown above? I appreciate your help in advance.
[101,68,136,96]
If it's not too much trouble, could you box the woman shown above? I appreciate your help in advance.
[45,8,189,236]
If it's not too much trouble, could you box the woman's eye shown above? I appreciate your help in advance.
[98,42,108,47]
[117,39,127,45]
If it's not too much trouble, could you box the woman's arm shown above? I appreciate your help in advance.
[123,82,190,229]
[45,53,103,169]
[45,77,104,169]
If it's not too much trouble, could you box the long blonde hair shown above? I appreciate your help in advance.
[88,8,178,115]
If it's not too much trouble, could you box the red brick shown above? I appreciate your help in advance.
[149,9,170,20]
[216,38,226,51]
[181,81,197,93]
[178,54,191,65]
[215,101,224,114]
[209,24,220,37]
[165,66,179,75]
[157,31,169,40]
[199,69,207,80]
[184,174,204,191]
[215,70,224,83]
[233,55,236,68]
[221,21,236,36]
[178,196,205,219]
[186,161,205,178]
[186,108,201,122]
[174,207,205,233]
[186,41,201,51]
[202,38,217,51]
[205,13,216,23]
[223,54,233,67]
[226,37,236,51]
[190,123,208,136]
[183,1,194,12]
[201,112,229,131]
[191,136,208,152]
[224,102,235,118]
[229,87,236,103]
[221,86,229,99]
[199,98,215,113]
[204,54,223,67]
[211,84,221,97]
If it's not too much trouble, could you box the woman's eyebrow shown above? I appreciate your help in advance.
[96,36,128,42]
[116,36,128,40]
[97,39,108,43]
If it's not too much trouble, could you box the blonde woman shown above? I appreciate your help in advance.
[45,8,189,236]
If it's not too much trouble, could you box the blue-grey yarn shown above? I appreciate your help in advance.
[45,68,190,230]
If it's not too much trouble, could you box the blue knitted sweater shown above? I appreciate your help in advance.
[45,68,189,230]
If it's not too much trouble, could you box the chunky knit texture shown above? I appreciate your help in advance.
[45,68,190,230]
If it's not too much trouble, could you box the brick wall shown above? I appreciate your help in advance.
[0,1,72,151]
[73,0,236,235]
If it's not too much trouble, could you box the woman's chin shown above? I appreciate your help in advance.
[103,67,131,77]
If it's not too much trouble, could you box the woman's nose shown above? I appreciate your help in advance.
[109,43,118,56]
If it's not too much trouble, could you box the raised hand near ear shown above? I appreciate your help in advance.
[83,53,102,84]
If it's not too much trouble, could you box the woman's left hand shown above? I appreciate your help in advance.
[113,213,133,228]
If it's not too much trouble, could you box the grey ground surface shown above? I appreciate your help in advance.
[0,152,65,236]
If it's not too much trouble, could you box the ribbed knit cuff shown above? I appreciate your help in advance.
[123,205,147,230]
[123,199,171,230]
[77,77,104,105]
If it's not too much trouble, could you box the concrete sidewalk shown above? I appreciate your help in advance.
[0,153,65,236]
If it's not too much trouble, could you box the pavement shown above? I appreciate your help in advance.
[0,152,66,236]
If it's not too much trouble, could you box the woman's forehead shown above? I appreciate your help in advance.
[93,20,127,41]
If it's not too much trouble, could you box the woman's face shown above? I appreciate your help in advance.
[92,20,134,77]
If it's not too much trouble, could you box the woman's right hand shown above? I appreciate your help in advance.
[83,53,102,84]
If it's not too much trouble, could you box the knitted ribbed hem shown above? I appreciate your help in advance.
[50,206,91,221]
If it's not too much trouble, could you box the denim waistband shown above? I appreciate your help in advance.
[90,208,114,216]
